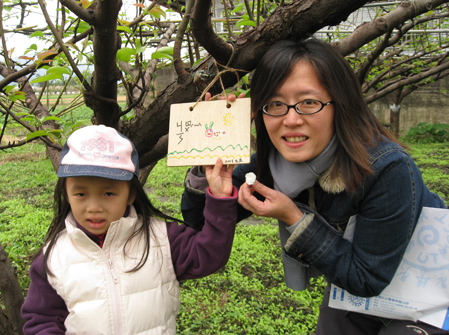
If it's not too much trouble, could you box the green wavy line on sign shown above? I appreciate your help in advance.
[168,154,250,160]
[168,144,249,156]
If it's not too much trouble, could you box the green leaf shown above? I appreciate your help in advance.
[117,26,132,34]
[47,66,72,76]
[150,7,166,19]
[47,129,62,138]
[151,46,174,61]
[20,116,36,122]
[30,73,63,84]
[42,116,63,122]
[26,130,48,142]
[151,51,173,61]
[77,21,91,34]
[9,93,26,102]
[4,85,15,95]
[235,19,257,28]
[157,46,174,54]
[116,47,136,62]
[135,40,146,54]
[30,31,44,38]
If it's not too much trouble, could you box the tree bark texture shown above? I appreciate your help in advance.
[0,244,24,335]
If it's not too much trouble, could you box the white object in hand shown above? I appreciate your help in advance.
[245,172,256,186]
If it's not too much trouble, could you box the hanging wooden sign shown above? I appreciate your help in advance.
[167,98,251,167]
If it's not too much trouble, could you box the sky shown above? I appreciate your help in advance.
[4,1,55,57]
[4,0,180,60]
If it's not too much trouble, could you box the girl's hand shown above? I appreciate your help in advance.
[238,181,304,226]
[205,158,235,198]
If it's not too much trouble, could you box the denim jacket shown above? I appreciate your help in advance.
[181,137,446,298]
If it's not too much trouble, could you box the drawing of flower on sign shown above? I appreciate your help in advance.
[167,98,251,167]
[204,122,226,140]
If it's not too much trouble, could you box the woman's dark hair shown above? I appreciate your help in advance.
[39,176,181,276]
[251,38,400,193]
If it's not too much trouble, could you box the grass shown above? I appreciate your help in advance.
[0,138,448,334]
[406,142,449,201]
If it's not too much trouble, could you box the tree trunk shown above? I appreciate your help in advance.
[0,244,24,335]
[389,103,401,139]
[0,310,17,335]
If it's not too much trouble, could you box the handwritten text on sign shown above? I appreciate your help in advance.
[167,98,251,167]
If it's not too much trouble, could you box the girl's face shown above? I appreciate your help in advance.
[66,176,135,235]
[263,60,335,163]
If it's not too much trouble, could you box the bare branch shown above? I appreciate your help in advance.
[365,60,449,103]
[0,28,93,92]
[0,100,62,150]
[174,0,195,82]
[123,22,177,117]
[191,0,233,66]
[334,0,449,56]
[37,0,92,92]
[128,0,165,29]
[0,2,12,72]
[362,45,449,92]
[59,0,94,24]
[356,29,394,84]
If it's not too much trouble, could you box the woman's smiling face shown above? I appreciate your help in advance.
[263,60,335,163]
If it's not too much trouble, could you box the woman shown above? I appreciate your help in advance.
[181,39,448,334]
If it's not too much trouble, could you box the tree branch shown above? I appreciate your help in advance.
[334,0,449,56]
[356,29,393,84]
[84,0,123,127]
[174,0,195,82]
[191,0,234,66]
[362,45,449,92]
[37,0,92,93]
[0,28,93,92]
[59,0,94,24]
[365,60,449,103]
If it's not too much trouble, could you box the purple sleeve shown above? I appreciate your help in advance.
[168,187,238,280]
[21,253,68,335]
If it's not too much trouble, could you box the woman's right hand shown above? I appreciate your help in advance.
[238,180,304,226]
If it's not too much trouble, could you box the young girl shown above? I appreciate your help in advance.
[182,39,448,334]
[21,124,238,335]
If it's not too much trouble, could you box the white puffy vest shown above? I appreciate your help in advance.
[46,206,180,334]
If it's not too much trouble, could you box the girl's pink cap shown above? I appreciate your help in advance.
[57,125,139,181]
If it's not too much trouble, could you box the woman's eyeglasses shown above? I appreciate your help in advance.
[262,100,333,116]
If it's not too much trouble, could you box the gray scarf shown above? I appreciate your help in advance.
[268,134,338,290]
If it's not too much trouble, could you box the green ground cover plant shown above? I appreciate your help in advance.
[0,138,448,334]
[405,122,449,144]
[407,142,449,201]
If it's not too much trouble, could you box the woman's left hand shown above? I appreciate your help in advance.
[238,180,304,226]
